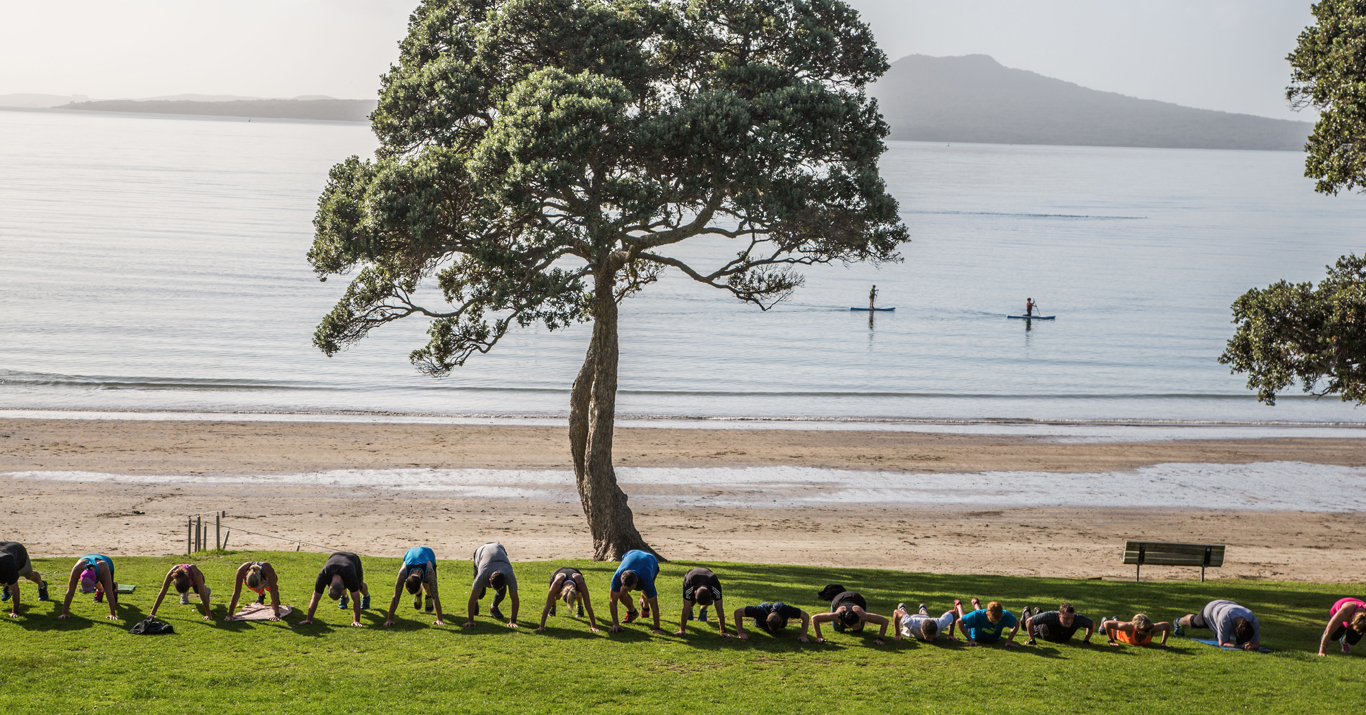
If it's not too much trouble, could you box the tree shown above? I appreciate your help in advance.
[307,0,908,559]
[1220,1,1366,404]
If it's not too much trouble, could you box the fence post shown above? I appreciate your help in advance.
[186,517,192,556]
[196,515,202,553]
[216,512,221,551]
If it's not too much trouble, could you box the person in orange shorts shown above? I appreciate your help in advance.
[1099,614,1172,646]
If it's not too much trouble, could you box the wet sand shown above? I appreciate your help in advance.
[3,418,1365,581]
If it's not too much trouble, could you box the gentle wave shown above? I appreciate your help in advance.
[902,209,1146,220]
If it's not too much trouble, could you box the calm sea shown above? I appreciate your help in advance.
[3,107,1366,426]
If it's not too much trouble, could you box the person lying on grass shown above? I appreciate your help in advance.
[892,602,959,643]
[536,566,599,632]
[1318,597,1366,656]
[385,546,445,627]
[956,598,1020,647]
[1176,599,1260,650]
[811,585,889,645]
[466,542,518,628]
[676,566,729,637]
[0,541,49,618]
[149,563,212,621]
[301,552,369,627]
[733,601,811,641]
[59,554,118,621]
[225,561,283,621]
[608,549,664,635]
[1021,602,1094,646]
[1099,614,1170,647]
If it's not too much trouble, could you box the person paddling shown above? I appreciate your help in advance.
[869,285,878,309]
[1025,298,1037,317]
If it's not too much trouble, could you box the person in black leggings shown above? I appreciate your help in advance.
[536,566,599,632]
[810,585,889,644]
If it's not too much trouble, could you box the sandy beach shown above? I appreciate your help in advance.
[4,417,1365,581]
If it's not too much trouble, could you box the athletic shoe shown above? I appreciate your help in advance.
[425,597,434,614]
[490,606,505,621]
[38,581,49,602]
[180,593,190,605]
[339,594,349,610]
[550,605,557,617]
[1,588,8,602]
[623,610,639,624]
[577,603,584,618]
[642,603,651,618]
[918,603,928,615]
[413,593,422,611]
[1174,623,1183,637]
[361,595,370,610]
[94,590,104,603]
[897,602,907,613]
[256,591,265,605]
[698,607,708,623]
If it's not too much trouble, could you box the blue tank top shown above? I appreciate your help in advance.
[81,554,113,575]
[403,547,435,580]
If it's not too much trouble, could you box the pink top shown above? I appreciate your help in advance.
[174,564,202,587]
[1332,597,1365,626]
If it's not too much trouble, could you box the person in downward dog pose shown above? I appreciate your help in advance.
[608,549,664,634]
[466,542,519,628]
[385,546,445,627]
[676,567,729,637]
[892,602,959,643]
[536,566,599,632]
[1318,597,1366,656]
[301,551,369,627]
[59,554,119,621]
[1098,613,1171,647]
[957,598,1020,647]
[811,585,889,645]
[225,560,283,621]
[149,563,212,621]
[733,600,812,641]
[1021,602,1095,646]
[0,541,49,618]
[1176,599,1260,650]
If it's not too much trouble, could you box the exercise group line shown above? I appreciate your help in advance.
[3,541,1365,657]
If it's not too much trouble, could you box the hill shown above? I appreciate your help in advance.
[59,98,377,122]
[871,54,1312,151]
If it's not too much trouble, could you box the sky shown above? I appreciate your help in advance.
[0,0,1317,120]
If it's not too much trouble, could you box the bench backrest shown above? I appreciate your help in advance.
[1123,541,1224,567]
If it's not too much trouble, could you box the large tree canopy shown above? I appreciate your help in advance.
[308,0,907,558]
[1221,1,1366,405]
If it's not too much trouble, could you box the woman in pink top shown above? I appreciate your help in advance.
[1318,597,1366,656]
[150,563,212,621]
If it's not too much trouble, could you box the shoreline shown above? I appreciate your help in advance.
[4,417,1365,581]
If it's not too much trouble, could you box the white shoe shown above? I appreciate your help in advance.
[180,593,190,605]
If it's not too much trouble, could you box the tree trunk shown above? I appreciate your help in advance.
[568,268,660,561]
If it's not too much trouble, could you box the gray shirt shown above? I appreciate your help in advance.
[1202,599,1259,644]
[471,542,517,594]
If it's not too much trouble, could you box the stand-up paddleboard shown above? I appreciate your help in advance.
[1007,314,1055,320]
[851,307,895,311]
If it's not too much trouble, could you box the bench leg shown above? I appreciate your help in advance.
[1135,564,1140,583]
[1201,566,1205,583]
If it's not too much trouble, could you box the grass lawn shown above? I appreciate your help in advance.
[2,550,1363,714]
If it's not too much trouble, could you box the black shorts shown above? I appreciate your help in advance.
[1329,624,1365,646]
[1188,612,1209,630]
[1033,624,1072,643]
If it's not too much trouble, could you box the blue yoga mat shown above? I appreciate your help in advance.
[1189,638,1271,653]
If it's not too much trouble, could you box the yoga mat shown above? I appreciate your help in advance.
[117,584,135,594]
[229,603,293,621]
[1189,638,1271,653]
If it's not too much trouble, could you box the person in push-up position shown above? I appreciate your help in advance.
[0,542,48,618]
[301,551,369,627]
[465,542,518,628]
[59,554,119,621]
[608,549,664,635]
[1176,599,1260,650]
[892,602,960,643]
[676,566,729,637]
[733,600,811,641]
[225,560,283,621]
[811,585,889,645]
[149,562,213,621]
[1098,613,1171,647]
[957,598,1020,647]
[385,546,445,627]
[1317,597,1366,656]
[1021,602,1095,646]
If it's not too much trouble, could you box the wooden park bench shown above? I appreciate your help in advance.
[1123,541,1224,582]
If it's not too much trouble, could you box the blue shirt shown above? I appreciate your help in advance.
[610,550,659,598]
[959,608,1017,643]
[403,546,435,580]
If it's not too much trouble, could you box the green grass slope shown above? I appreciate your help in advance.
[2,551,1362,714]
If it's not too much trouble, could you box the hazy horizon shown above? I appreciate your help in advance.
[0,1,1320,122]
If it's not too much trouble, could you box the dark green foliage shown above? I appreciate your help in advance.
[1288,0,1366,194]
[308,0,907,376]
[1221,255,1366,405]
[4,552,1365,714]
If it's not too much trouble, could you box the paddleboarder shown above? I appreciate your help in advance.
[1025,298,1037,317]
[869,285,878,309]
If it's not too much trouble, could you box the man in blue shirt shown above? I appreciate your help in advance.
[957,597,1020,647]
[608,550,664,635]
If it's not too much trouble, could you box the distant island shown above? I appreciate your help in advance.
[58,98,378,122]
[871,54,1312,151]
